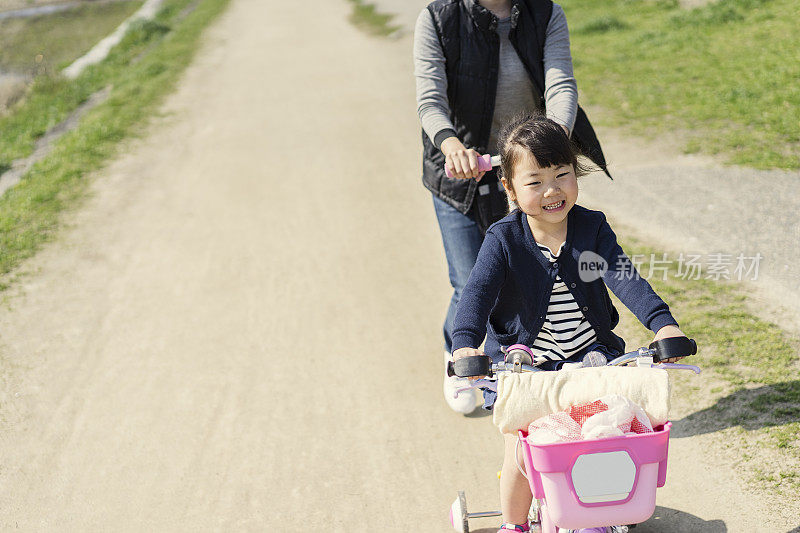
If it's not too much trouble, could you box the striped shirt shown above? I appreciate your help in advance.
[532,243,598,361]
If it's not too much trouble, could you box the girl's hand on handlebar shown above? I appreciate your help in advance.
[441,137,486,181]
[653,325,687,363]
[453,346,484,361]
[452,347,486,379]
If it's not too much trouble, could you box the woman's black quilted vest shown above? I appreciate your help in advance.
[421,0,610,218]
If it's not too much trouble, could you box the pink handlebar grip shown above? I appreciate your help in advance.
[445,154,492,178]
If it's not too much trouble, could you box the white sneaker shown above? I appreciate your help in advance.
[443,351,479,414]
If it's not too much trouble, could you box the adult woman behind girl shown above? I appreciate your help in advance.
[414,0,610,413]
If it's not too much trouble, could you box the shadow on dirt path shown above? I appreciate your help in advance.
[637,506,727,532]
[671,380,800,438]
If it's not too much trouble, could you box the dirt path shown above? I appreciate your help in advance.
[0,0,795,531]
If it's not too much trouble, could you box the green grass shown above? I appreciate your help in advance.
[611,236,800,493]
[0,0,230,288]
[562,0,800,169]
[346,0,399,37]
[0,1,144,74]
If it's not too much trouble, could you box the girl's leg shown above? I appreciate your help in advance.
[501,433,533,525]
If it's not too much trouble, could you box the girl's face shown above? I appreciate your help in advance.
[502,150,578,227]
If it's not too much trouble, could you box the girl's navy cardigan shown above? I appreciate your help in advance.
[451,206,678,359]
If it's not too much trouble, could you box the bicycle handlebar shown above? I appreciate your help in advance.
[448,338,699,378]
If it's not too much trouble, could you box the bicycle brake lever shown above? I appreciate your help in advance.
[453,379,497,398]
[658,362,701,374]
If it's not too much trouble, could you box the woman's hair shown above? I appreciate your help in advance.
[497,114,594,188]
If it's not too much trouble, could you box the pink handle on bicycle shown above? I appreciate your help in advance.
[445,154,492,178]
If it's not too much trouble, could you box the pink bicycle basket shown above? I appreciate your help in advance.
[519,422,671,530]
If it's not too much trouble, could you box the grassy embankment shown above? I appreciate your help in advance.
[0,0,231,289]
[346,0,399,37]
[563,0,800,169]
[0,1,143,75]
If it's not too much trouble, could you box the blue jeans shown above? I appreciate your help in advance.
[432,195,485,354]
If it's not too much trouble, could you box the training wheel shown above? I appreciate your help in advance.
[449,491,469,533]
[528,499,540,529]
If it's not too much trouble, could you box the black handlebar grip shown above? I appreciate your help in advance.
[649,337,697,362]
[453,355,493,378]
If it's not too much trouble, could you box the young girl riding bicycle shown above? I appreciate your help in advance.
[450,115,687,532]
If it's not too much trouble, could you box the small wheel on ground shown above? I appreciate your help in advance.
[528,498,540,525]
[449,491,469,533]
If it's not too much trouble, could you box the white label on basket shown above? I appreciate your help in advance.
[571,451,636,503]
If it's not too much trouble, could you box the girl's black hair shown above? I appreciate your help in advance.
[497,114,594,186]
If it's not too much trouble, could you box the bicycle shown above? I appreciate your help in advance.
[446,337,700,533]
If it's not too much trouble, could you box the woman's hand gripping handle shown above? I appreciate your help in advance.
[441,137,499,180]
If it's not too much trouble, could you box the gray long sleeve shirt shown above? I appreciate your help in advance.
[414,3,578,152]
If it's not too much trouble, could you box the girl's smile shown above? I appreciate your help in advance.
[542,199,566,212]
[502,150,579,231]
